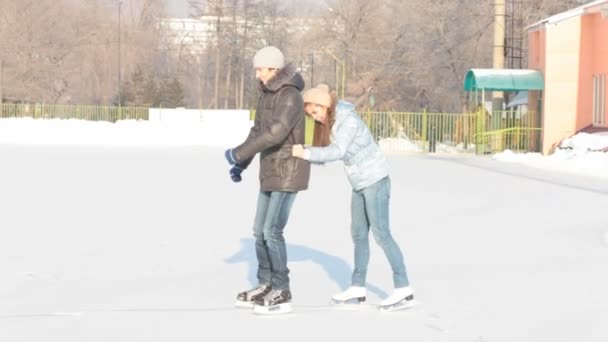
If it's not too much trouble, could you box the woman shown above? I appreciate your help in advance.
[292,84,414,311]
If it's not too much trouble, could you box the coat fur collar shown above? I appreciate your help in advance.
[260,63,305,93]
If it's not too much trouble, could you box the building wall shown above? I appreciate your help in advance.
[527,29,546,152]
[577,13,608,130]
[542,17,582,154]
[528,29,546,72]
[590,13,608,127]
[577,14,595,130]
[527,4,608,154]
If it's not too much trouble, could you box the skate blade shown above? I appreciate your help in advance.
[253,302,292,315]
[378,299,416,312]
[331,297,366,306]
[235,300,255,309]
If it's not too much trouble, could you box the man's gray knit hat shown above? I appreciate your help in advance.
[253,46,285,69]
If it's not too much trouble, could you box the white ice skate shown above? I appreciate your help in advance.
[378,286,415,312]
[331,286,367,305]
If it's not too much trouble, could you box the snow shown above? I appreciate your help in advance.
[0,117,252,148]
[493,132,608,179]
[378,132,608,179]
[1,117,607,342]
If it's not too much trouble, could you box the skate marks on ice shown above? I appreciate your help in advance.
[258,302,451,334]
[225,238,388,298]
[0,305,453,339]
[0,303,416,319]
[0,311,85,319]
[430,154,608,195]
[0,306,251,320]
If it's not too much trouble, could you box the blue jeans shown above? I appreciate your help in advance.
[350,176,409,288]
[252,191,297,290]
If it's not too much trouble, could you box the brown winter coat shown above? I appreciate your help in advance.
[233,63,310,192]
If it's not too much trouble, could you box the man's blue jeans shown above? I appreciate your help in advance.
[252,190,297,290]
[350,176,409,288]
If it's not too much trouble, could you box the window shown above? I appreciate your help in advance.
[593,74,606,126]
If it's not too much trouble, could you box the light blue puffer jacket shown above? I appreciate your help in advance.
[307,100,390,191]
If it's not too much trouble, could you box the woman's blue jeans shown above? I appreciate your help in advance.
[252,190,297,290]
[350,176,409,288]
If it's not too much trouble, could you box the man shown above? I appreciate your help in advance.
[224,46,309,314]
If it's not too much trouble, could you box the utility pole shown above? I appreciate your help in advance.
[325,49,346,99]
[118,1,123,107]
[0,59,3,107]
[310,53,314,87]
[493,0,506,111]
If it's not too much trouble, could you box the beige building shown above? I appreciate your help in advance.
[527,0,608,154]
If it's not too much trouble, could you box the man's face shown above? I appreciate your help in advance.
[305,103,329,124]
[256,67,278,85]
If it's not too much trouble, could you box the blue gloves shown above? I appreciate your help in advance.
[230,165,244,183]
[224,149,238,165]
[225,149,244,182]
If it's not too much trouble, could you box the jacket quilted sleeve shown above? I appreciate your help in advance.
[235,112,261,169]
[304,100,389,191]
[307,113,358,163]
[234,87,303,162]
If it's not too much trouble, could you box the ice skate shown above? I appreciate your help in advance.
[235,284,272,308]
[253,289,293,315]
[378,286,415,312]
[331,286,367,305]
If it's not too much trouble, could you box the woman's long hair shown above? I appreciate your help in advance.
[311,90,338,147]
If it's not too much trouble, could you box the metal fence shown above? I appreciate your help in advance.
[0,103,541,154]
[473,109,541,154]
[473,127,542,154]
[362,111,478,153]
[0,103,148,122]
[363,109,540,154]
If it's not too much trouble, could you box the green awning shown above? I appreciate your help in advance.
[464,68,544,91]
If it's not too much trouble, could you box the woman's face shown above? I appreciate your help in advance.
[305,103,329,124]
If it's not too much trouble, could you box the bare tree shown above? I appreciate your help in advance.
[0,0,590,109]
[0,0,76,102]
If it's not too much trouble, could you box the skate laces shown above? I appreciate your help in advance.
[264,289,282,299]
[254,284,270,292]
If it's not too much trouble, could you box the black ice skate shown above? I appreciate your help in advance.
[235,284,272,308]
[252,289,292,315]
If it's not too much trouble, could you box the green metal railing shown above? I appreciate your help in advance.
[474,109,541,154]
[473,127,542,154]
[0,103,541,154]
[362,111,479,153]
[0,103,148,122]
[362,109,540,154]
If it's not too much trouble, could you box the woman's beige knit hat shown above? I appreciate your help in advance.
[303,84,332,108]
